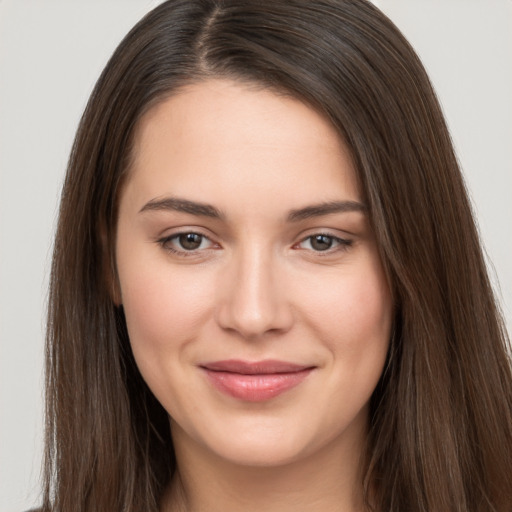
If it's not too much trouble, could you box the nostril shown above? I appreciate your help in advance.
[215,292,294,339]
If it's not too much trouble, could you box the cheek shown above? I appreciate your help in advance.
[343,274,391,345]
[117,257,214,367]
[307,268,390,335]
[297,256,392,370]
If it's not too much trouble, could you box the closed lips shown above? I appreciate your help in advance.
[200,360,315,402]
[200,359,314,374]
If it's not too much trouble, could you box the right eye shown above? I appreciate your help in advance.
[158,232,215,255]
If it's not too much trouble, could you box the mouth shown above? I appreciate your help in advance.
[200,359,315,402]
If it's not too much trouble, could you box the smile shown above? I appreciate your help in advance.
[200,360,315,402]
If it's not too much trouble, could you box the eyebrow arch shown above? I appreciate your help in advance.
[139,196,224,219]
[287,200,367,222]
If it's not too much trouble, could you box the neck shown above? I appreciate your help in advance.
[162,424,368,512]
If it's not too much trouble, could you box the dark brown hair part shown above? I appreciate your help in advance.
[43,1,512,511]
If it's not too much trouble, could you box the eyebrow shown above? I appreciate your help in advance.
[287,200,367,222]
[139,196,366,221]
[139,197,224,219]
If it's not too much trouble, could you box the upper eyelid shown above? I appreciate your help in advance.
[161,231,214,245]
[156,226,215,241]
[157,232,219,258]
[301,233,350,242]
[295,233,352,247]
[295,227,353,242]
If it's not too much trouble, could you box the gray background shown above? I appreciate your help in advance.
[1,1,511,510]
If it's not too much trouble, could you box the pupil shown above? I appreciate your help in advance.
[179,233,202,250]
[311,235,332,251]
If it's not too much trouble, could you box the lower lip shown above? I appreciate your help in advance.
[202,368,313,402]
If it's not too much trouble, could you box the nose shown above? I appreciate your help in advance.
[215,247,294,340]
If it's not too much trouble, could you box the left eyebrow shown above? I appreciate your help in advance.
[287,200,367,222]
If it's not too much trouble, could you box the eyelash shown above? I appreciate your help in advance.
[157,232,353,257]
[157,231,216,257]
[294,233,353,254]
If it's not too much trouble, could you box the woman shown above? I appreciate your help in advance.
[41,1,512,511]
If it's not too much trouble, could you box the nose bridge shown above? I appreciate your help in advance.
[216,240,292,338]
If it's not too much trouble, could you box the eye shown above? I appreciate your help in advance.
[297,234,352,252]
[176,233,206,250]
[158,232,215,254]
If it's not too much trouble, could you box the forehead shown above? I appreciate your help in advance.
[124,79,361,212]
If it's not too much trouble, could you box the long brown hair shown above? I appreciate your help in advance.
[43,1,512,511]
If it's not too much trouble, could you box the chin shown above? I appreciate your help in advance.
[208,436,314,468]
[172,405,368,471]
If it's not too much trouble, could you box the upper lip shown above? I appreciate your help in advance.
[200,359,314,375]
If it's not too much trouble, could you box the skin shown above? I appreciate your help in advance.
[115,79,393,512]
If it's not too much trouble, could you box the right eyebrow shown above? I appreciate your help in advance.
[139,196,224,219]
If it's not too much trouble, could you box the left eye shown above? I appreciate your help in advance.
[298,234,351,252]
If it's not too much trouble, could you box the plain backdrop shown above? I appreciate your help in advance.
[1,1,511,510]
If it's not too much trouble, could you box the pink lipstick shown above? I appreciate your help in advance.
[200,359,314,402]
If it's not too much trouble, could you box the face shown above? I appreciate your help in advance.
[116,79,392,468]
